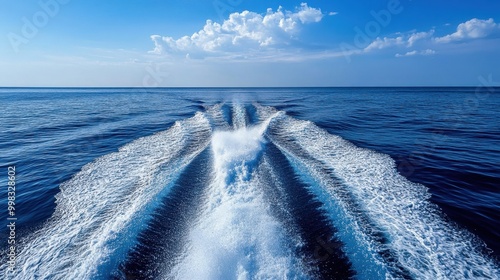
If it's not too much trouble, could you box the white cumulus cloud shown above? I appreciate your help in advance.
[435,18,499,43]
[395,49,436,57]
[362,18,498,57]
[364,36,405,52]
[407,30,434,47]
[150,3,324,58]
[365,30,434,52]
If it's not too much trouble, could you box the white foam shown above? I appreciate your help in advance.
[204,103,232,130]
[257,105,499,279]
[169,120,310,279]
[232,103,247,129]
[4,112,212,280]
[8,102,498,279]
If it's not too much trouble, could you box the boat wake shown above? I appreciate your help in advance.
[4,103,498,279]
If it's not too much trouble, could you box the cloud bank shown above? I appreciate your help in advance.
[435,18,499,43]
[150,9,498,62]
[363,18,499,58]
[150,3,326,58]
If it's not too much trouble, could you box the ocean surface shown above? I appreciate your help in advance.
[0,87,499,279]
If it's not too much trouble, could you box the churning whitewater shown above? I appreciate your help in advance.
[5,103,499,279]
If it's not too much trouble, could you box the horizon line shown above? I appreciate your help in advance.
[1,86,498,89]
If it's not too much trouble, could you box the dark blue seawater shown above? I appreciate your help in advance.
[0,87,499,279]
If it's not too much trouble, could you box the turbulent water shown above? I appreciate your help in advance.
[0,88,499,279]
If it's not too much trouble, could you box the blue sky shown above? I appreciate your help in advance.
[1,0,499,86]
